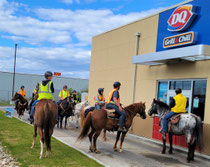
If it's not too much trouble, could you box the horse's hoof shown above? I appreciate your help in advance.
[168,150,173,154]
[114,148,118,152]
[89,146,94,152]
[39,156,42,159]
[161,151,165,154]
[119,149,123,153]
[95,150,100,154]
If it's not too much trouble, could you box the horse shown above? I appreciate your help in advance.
[31,99,57,159]
[57,97,75,129]
[12,92,28,119]
[148,99,203,163]
[80,105,107,141]
[77,102,146,153]
[72,101,89,128]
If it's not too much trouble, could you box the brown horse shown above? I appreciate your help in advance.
[12,92,28,118]
[31,100,57,159]
[77,102,146,153]
[80,106,107,141]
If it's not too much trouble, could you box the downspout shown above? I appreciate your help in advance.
[131,32,141,131]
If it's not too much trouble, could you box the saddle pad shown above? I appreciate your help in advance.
[84,106,95,118]
[106,109,115,118]
[170,114,181,124]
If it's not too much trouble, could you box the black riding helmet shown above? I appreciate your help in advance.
[20,85,24,89]
[44,71,53,79]
[98,88,104,95]
[113,81,121,88]
[175,88,182,94]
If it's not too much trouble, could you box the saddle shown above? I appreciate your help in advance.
[169,114,182,125]
[84,106,95,118]
[106,109,116,119]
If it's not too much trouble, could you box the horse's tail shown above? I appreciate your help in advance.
[195,116,203,151]
[43,102,51,151]
[77,112,92,141]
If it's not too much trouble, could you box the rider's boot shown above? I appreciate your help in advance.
[28,116,34,124]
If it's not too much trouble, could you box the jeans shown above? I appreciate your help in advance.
[30,100,39,117]
[95,104,105,110]
[162,112,176,132]
[106,103,126,127]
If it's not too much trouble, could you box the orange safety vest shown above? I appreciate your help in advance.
[61,90,69,99]
[94,94,105,103]
[107,89,120,104]
[18,90,26,97]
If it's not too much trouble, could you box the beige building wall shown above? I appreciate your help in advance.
[89,14,160,139]
[89,10,210,155]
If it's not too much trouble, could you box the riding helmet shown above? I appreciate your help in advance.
[98,88,104,95]
[113,81,121,88]
[20,85,24,89]
[44,71,53,79]
[175,88,182,94]
[72,90,76,93]
[63,85,68,89]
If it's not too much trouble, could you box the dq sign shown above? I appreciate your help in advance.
[168,5,197,32]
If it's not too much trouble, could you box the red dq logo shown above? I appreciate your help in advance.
[168,5,197,32]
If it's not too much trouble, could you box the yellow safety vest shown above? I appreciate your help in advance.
[33,89,37,94]
[59,90,69,99]
[37,81,54,101]
[171,94,187,113]
[107,89,120,104]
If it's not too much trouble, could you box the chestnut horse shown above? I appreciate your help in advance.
[12,92,28,118]
[31,100,57,159]
[78,102,146,153]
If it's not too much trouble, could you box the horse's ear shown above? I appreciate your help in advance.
[153,98,156,102]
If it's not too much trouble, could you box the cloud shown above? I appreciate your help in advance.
[0,0,164,79]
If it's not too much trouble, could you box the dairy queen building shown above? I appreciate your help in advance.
[88,0,210,155]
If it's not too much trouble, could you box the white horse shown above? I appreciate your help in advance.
[72,101,89,128]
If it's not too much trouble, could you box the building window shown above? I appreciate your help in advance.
[157,79,207,121]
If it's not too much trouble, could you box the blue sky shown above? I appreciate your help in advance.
[0,0,186,79]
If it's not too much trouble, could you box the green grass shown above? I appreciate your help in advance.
[0,110,103,167]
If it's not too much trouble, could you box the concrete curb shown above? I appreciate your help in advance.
[128,133,210,161]
[0,108,108,167]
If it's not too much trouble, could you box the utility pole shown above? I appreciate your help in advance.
[12,44,18,98]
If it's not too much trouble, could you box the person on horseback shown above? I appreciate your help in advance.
[15,85,26,110]
[57,85,70,105]
[159,88,188,135]
[29,71,55,124]
[71,90,80,104]
[106,81,126,132]
[94,88,105,110]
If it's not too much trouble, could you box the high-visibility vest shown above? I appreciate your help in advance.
[171,94,187,113]
[107,89,120,104]
[60,90,69,99]
[18,90,26,97]
[33,89,37,94]
[71,95,79,103]
[94,94,105,103]
[37,81,54,101]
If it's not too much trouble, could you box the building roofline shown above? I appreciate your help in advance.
[0,71,89,81]
[93,0,193,38]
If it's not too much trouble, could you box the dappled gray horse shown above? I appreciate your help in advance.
[148,99,203,163]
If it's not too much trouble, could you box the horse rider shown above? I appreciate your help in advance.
[15,85,26,110]
[28,71,55,124]
[106,81,126,132]
[57,85,70,105]
[159,88,188,135]
[94,88,105,110]
[71,90,80,104]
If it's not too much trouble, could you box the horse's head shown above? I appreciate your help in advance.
[148,99,170,116]
[137,102,146,119]
[12,92,20,101]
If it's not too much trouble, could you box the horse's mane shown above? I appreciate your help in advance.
[155,100,170,109]
[124,102,145,116]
